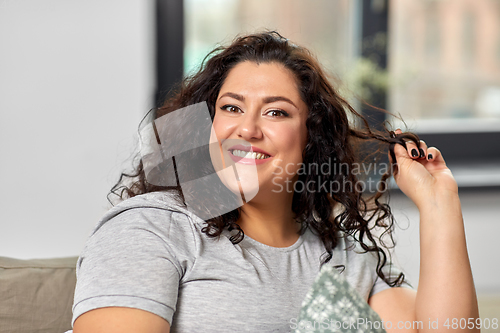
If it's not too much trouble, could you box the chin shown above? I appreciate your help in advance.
[210,139,261,202]
[215,166,260,202]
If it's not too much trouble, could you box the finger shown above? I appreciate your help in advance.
[426,147,444,163]
[392,141,417,167]
[391,142,418,180]
[402,138,420,160]
[418,140,428,159]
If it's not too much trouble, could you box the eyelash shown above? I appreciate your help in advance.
[266,109,288,117]
[221,105,242,113]
[220,104,289,117]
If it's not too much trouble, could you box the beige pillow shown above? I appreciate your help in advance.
[0,256,77,333]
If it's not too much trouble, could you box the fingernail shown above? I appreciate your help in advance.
[428,153,433,160]
[411,149,419,157]
[419,148,425,158]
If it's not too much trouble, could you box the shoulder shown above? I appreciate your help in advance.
[73,192,206,328]
[89,192,206,242]
[79,191,208,276]
[98,191,204,229]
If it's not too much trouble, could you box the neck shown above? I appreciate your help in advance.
[238,191,301,248]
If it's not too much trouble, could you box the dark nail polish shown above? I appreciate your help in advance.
[419,148,425,158]
[411,149,419,157]
[428,153,433,160]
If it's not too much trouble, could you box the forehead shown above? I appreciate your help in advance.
[219,61,302,100]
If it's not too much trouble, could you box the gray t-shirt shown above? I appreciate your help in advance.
[71,192,407,332]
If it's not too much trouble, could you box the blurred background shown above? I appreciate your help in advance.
[1,0,499,325]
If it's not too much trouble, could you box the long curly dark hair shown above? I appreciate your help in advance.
[110,31,420,287]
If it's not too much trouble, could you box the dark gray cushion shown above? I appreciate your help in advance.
[0,256,77,333]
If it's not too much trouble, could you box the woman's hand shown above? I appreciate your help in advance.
[390,129,458,209]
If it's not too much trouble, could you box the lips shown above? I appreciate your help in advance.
[227,144,272,164]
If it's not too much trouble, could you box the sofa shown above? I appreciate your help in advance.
[0,256,78,333]
[2,256,499,333]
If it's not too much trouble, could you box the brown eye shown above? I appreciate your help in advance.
[221,105,241,113]
[266,109,288,117]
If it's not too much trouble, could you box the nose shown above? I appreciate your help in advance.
[236,110,263,141]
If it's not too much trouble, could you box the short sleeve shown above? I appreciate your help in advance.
[72,208,196,326]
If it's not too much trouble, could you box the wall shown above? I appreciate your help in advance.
[0,0,155,258]
[391,189,500,294]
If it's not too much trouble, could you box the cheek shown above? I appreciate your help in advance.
[273,124,307,157]
[211,114,228,141]
[209,114,228,171]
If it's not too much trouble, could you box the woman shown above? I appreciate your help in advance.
[71,32,479,332]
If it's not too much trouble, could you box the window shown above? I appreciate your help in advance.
[157,0,500,189]
[389,0,500,188]
[184,0,361,82]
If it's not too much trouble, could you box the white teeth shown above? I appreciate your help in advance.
[230,149,270,159]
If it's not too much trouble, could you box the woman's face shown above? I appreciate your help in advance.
[209,61,309,200]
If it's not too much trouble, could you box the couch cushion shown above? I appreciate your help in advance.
[0,256,77,333]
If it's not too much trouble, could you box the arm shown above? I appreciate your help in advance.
[71,208,189,333]
[73,307,170,333]
[370,130,479,332]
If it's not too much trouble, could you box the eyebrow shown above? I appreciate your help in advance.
[218,92,298,110]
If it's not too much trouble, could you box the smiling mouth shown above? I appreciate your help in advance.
[230,149,271,160]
